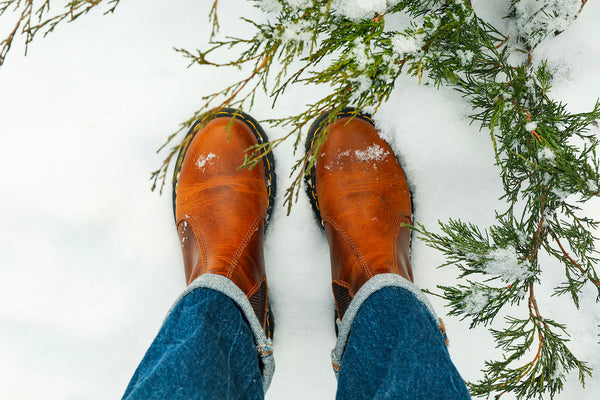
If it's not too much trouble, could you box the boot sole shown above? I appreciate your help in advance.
[171,108,277,340]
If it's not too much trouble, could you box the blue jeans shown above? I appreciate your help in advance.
[123,281,470,399]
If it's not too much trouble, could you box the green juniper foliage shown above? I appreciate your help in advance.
[2,0,598,398]
[159,1,600,398]
[0,0,120,65]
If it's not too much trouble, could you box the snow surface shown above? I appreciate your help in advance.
[0,0,599,399]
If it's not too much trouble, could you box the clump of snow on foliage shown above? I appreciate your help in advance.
[425,14,442,34]
[349,75,373,100]
[456,49,474,66]
[552,186,571,201]
[542,209,555,228]
[538,147,555,162]
[257,0,283,14]
[495,71,508,83]
[278,19,312,44]
[588,179,599,192]
[351,38,369,69]
[512,0,581,47]
[516,230,528,245]
[550,359,566,380]
[484,246,532,282]
[391,33,423,58]
[355,144,389,161]
[525,121,538,132]
[285,0,312,10]
[330,0,400,21]
[462,286,491,315]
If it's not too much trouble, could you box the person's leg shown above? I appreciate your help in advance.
[335,283,470,400]
[123,109,276,399]
[123,287,264,400]
[305,109,469,399]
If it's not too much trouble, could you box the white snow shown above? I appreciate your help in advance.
[195,153,217,170]
[286,0,311,10]
[526,121,538,132]
[278,19,312,45]
[456,49,475,66]
[462,286,491,315]
[328,144,389,168]
[484,246,533,282]
[551,359,567,380]
[512,0,582,47]
[516,230,528,245]
[552,186,571,201]
[354,144,389,161]
[350,38,369,69]
[349,75,372,99]
[495,71,508,83]
[330,0,395,21]
[390,33,423,57]
[538,147,555,162]
[1,0,599,399]
[257,0,283,14]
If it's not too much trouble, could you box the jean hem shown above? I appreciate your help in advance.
[331,273,440,377]
[164,273,275,391]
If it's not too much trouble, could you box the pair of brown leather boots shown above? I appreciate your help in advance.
[173,109,413,338]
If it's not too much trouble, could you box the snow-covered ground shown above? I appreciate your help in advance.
[0,1,598,399]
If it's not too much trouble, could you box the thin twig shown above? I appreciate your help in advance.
[548,227,600,288]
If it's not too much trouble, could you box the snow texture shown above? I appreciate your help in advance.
[350,38,369,69]
[456,49,475,66]
[257,0,283,14]
[286,0,311,10]
[538,147,555,162]
[462,287,491,315]
[552,186,571,201]
[195,153,217,170]
[484,246,533,282]
[278,19,312,45]
[330,0,396,21]
[525,120,538,132]
[349,75,373,99]
[390,33,423,57]
[512,0,582,47]
[354,144,389,161]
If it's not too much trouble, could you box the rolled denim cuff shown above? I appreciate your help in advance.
[165,274,275,391]
[331,273,442,377]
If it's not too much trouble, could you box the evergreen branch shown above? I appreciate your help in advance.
[548,226,600,290]
[0,0,120,66]
[209,0,219,41]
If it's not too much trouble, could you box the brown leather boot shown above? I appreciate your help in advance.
[305,109,413,322]
[172,108,276,338]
